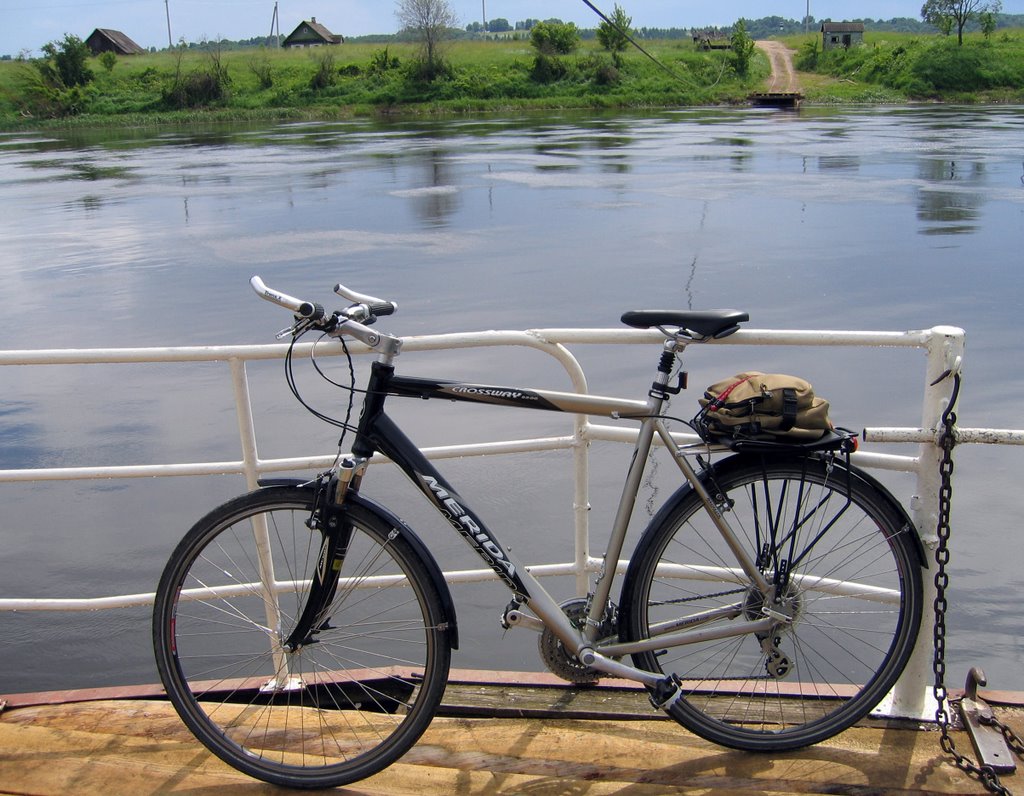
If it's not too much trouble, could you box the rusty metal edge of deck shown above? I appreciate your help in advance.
[5,667,1024,712]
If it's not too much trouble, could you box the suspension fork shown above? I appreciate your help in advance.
[282,362,391,652]
[282,473,359,651]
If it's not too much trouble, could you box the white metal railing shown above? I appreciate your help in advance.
[3,325,1022,717]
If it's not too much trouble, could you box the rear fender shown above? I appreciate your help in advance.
[624,453,926,583]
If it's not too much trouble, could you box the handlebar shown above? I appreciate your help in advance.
[334,283,397,319]
[250,276,324,320]
[250,275,402,356]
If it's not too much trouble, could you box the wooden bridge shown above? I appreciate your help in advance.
[752,41,804,108]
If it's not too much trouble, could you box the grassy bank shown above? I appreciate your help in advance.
[0,39,764,128]
[787,29,1024,104]
[4,31,1021,129]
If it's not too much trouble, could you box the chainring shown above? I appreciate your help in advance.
[538,598,617,685]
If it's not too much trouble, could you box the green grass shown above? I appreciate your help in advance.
[5,30,1020,128]
[0,39,763,128]
[787,29,1024,103]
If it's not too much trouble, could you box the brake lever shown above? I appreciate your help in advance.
[275,316,322,340]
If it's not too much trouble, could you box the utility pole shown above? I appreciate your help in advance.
[165,0,173,48]
[270,1,281,47]
[805,0,811,35]
[482,0,487,29]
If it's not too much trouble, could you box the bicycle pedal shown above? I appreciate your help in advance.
[649,673,682,712]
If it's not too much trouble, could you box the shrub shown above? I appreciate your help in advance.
[98,51,118,73]
[248,51,273,89]
[912,42,987,90]
[369,47,401,74]
[310,50,336,91]
[38,34,93,88]
[14,34,96,116]
[162,45,231,108]
[530,21,580,55]
[531,53,569,83]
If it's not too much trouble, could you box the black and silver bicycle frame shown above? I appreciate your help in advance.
[335,335,777,688]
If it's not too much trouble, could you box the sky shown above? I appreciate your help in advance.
[3,0,1023,57]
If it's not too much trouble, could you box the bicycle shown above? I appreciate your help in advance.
[152,277,925,789]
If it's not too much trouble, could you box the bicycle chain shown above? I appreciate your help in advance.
[931,373,1021,795]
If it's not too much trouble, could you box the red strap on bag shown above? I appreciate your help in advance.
[707,375,755,411]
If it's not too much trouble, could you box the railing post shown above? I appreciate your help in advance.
[229,358,289,678]
[573,416,591,596]
[230,358,262,491]
[884,326,965,720]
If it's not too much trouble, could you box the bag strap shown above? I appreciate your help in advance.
[778,387,798,431]
[707,375,755,411]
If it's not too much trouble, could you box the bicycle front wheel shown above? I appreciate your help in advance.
[619,455,923,750]
[153,486,452,789]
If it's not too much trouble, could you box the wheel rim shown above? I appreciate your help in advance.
[626,459,919,746]
[156,494,445,784]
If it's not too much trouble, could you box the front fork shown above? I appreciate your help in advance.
[281,458,368,654]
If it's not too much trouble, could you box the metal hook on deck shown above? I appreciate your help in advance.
[964,666,986,702]
[959,667,1017,774]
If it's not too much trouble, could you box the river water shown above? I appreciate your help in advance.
[1,106,1022,695]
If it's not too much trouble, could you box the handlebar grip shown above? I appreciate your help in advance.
[368,301,397,317]
[250,276,324,320]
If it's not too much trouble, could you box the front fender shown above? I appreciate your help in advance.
[256,478,459,649]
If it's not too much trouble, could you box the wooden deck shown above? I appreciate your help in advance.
[2,671,1022,795]
[749,91,803,108]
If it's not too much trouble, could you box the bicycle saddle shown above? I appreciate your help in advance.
[620,309,749,339]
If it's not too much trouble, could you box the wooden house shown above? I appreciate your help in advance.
[821,22,865,50]
[692,29,731,50]
[85,29,146,56]
[282,17,344,48]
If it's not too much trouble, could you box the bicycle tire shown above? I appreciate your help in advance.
[153,485,452,789]
[619,454,923,751]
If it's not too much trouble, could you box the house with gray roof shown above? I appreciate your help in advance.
[821,22,865,50]
[282,17,344,48]
[86,28,146,56]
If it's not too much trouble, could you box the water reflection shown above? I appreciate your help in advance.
[917,158,986,236]
[1,106,1023,695]
[404,150,460,226]
[817,155,859,172]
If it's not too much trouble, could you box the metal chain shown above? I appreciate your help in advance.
[930,373,1017,795]
[996,721,1024,759]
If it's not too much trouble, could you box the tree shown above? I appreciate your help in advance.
[980,9,998,37]
[921,0,1003,45]
[730,19,756,77]
[396,0,459,79]
[529,20,579,55]
[38,34,93,88]
[596,4,633,56]
[98,50,118,72]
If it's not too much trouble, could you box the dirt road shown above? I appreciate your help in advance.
[755,40,801,93]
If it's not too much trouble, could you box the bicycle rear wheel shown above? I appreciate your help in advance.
[153,486,451,789]
[619,454,923,750]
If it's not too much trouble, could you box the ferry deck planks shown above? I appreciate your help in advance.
[2,673,1022,795]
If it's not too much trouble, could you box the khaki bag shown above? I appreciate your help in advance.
[696,371,833,441]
